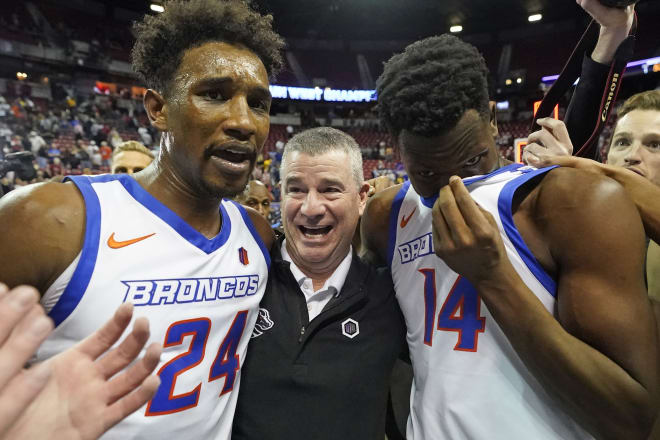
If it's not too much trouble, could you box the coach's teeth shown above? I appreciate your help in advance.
[300,226,332,235]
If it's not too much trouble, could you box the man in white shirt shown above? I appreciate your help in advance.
[233,127,407,440]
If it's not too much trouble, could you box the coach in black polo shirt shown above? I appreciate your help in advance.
[232,127,406,440]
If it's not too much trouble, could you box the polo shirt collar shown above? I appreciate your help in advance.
[281,239,352,297]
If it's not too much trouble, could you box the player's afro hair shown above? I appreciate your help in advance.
[131,0,284,96]
[376,34,490,139]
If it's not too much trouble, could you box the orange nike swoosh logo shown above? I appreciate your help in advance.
[107,232,156,249]
[400,207,416,228]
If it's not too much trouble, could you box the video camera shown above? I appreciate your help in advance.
[0,151,37,196]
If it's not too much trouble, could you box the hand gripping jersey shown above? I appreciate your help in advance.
[35,174,270,440]
[389,164,593,440]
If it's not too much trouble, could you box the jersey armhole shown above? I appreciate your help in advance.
[387,181,411,268]
[48,176,102,326]
[498,167,558,297]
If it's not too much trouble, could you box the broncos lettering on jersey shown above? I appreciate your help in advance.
[36,174,270,440]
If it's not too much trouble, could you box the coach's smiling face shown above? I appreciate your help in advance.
[146,41,271,199]
[281,150,369,279]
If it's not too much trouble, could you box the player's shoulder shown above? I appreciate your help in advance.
[538,166,628,211]
[242,205,275,252]
[534,166,637,236]
[0,180,85,230]
[363,183,402,224]
[0,181,85,291]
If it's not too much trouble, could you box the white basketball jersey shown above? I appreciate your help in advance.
[389,164,592,440]
[36,174,270,440]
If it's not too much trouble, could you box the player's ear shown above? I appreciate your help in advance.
[357,181,370,216]
[144,89,168,131]
[489,101,498,138]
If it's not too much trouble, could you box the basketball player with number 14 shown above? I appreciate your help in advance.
[362,34,658,439]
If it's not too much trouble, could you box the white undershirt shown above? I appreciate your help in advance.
[281,239,352,321]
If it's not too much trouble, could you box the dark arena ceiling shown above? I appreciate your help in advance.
[81,0,658,42]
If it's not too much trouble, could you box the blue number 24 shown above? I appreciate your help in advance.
[146,311,248,416]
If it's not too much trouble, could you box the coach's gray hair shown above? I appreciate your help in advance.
[280,127,364,191]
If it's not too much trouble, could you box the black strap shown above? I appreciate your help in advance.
[530,15,637,157]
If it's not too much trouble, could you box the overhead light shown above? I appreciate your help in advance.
[16,72,27,80]
[528,14,542,22]
[505,78,512,86]
[516,77,522,84]
[450,25,463,33]
[150,3,164,13]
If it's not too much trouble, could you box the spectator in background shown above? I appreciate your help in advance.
[74,122,85,142]
[605,91,660,186]
[235,180,272,222]
[48,157,63,177]
[10,136,23,153]
[90,119,103,139]
[0,96,10,118]
[137,126,152,147]
[36,144,49,169]
[47,143,61,160]
[59,145,74,169]
[111,140,154,174]
[90,142,102,169]
[28,131,46,155]
[99,141,112,167]
[65,95,76,108]
[76,139,92,170]
[108,128,124,149]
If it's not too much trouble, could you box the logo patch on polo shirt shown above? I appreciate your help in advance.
[341,318,359,339]
[251,308,274,338]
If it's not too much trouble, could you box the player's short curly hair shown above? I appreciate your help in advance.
[131,0,284,96]
[376,34,490,139]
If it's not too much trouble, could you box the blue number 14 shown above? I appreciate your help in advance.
[420,269,486,352]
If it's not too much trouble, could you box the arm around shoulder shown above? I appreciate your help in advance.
[360,185,399,266]
[0,181,84,293]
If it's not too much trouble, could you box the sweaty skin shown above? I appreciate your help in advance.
[362,111,659,439]
[648,241,660,303]
[0,41,274,294]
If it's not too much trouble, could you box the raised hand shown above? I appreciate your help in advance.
[0,284,54,438]
[431,176,513,286]
[524,118,574,167]
[6,303,161,440]
[576,0,635,64]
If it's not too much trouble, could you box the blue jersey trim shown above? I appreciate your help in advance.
[419,194,438,209]
[228,200,271,268]
[388,181,411,267]
[464,163,525,187]
[498,166,558,297]
[85,174,232,254]
[49,176,101,327]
